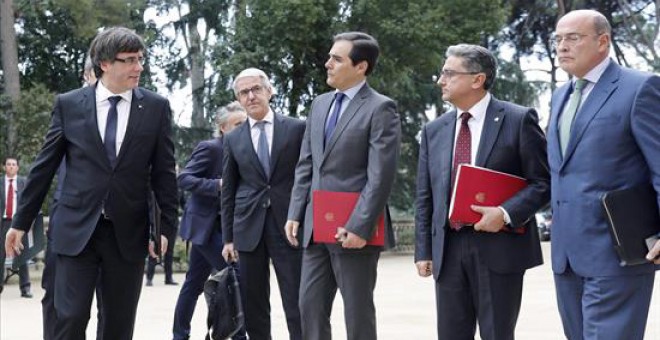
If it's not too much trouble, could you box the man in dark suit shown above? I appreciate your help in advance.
[285,32,402,340]
[549,10,660,340]
[172,101,247,340]
[222,68,305,340]
[414,44,549,339]
[0,157,32,297]
[5,27,177,340]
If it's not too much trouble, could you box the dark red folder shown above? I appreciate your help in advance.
[449,164,527,229]
[312,191,385,246]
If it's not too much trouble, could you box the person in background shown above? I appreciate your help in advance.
[222,68,305,340]
[0,157,33,298]
[414,44,549,339]
[172,101,247,340]
[549,10,660,340]
[285,32,401,340]
[5,27,178,339]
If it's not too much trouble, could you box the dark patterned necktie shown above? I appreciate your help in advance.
[450,112,472,230]
[324,92,346,148]
[255,121,270,179]
[105,96,121,166]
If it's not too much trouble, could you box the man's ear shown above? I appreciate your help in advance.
[356,60,369,75]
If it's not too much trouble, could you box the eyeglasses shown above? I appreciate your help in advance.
[439,69,480,79]
[552,33,601,47]
[237,85,265,98]
[114,56,146,66]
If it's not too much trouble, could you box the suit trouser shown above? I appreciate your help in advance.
[299,242,380,340]
[238,209,302,340]
[172,225,246,340]
[54,217,143,340]
[0,218,31,292]
[434,228,524,340]
[554,266,654,340]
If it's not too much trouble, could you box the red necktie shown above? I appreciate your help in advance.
[450,112,471,230]
[6,178,14,219]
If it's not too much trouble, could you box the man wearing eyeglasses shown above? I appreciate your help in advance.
[4,27,177,340]
[221,68,305,340]
[414,44,549,339]
[548,10,660,340]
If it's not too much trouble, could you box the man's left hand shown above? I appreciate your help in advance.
[148,235,168,258]
[337,227,367,249]
[646,238,660,264]
[471,205,506,233]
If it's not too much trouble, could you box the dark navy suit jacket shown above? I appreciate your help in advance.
[178,137,224,245]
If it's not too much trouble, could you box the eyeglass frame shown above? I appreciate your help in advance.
[551,33,604,47]
[114,56,146,66]
[237,85,266,99]
[438,69,481,80]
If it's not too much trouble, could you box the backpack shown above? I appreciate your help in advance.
[203,262,244,340]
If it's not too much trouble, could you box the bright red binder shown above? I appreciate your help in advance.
[449,164,527,228]
[312,191,385,246]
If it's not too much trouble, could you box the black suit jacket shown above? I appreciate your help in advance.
[12,85,178,262]
[221,112,305,251]
[415,97,550,276]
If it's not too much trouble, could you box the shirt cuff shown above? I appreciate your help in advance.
[498,206,512,225]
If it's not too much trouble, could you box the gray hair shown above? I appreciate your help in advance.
[89,27,146,78]
[232,68,273,96]
[214,101,246,137]
[445,44,497,90]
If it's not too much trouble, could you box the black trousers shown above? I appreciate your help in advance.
[53,217,144,340]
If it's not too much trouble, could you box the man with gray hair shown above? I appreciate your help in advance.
[221,68,305,340]
[173,101,247,340]
[414,44,549,339]
[5,26,178,339]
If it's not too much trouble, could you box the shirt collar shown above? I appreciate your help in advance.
[96,80,133,104]
[335,80,366,101]
[577,57,611,86]
[248,109,275,128]
[456,92,491,122]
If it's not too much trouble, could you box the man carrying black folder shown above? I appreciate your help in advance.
[547,10,660,340]
[414,44,550,339]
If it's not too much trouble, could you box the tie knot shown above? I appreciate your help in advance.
[8,179,12,183]
[460,112,472,123]
[108,96,121,107]
[335,92,346,105]
[574,78,587,91]
[254,120,268,131]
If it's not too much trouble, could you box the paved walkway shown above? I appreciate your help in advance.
[1,243,659,339]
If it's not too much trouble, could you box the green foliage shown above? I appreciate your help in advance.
[10,84,55,168]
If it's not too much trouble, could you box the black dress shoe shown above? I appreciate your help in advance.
[165,280,178,286]
[21,290,33,298]
[145,280,153,287]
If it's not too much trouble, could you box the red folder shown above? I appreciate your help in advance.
[312,191,385,246]
[449,164,527,230]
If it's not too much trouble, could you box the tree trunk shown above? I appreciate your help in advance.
[0,0,20,155]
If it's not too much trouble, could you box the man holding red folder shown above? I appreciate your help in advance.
[414,44,549,339]
[285,32,401,340]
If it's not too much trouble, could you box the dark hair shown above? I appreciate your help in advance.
[333,32,380,76]
[446,44,497,90]
[4,157,18,166]
[89,27,146,78]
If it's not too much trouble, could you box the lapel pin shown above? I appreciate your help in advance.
[494,117,500,122]
[138,104,143,110]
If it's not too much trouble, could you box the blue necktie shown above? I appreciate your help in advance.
[255,121,270,179]
[105,96,121,166]
[324,92,346,148]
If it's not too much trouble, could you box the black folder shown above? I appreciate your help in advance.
[602,185,660,266]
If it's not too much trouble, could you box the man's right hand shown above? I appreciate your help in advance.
[5,228,25,258]
[415,260,433,277]
[284,220,300,247]
[222,243,238,263]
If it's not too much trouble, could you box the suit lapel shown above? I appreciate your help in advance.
[115,88,146,167]
[312,93,333,166]
[239,121,268,179]
[323,85,370,159]
[81,85,107,167]
[475,98,505,167]
[562,62,619,166]
[269,113,286,177]
[437,113,456,198]
[549,84,572,161]
[1,176,5,209]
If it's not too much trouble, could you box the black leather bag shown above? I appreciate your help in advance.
[203,262,244,340]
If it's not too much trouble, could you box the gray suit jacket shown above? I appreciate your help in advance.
[288,84,401,250]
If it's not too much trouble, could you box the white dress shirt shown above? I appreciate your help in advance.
[248,109,275,155]
[96,81,132,156]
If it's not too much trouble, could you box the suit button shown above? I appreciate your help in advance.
[267,185,271,190]
[262,199,271,208]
